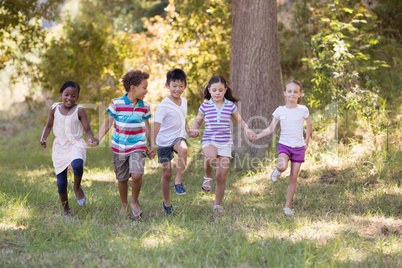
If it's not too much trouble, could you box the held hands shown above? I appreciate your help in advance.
[146,145,156,159]
[40,138,47,149]
[87,137,99,147]
[245,129,257,141]
[189,129,200,138]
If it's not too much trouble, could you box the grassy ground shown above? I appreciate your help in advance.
[0,109,401,267]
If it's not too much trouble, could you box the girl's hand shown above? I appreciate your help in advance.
[246,129,257,141]
[40,138,47,149]
[305,144,309,150]
[87,137,99,147]
[189,129,200,138]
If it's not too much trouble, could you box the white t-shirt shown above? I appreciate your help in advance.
[154,97,187,147]
[272,105,310,148]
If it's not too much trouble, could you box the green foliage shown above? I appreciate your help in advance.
[40,0,131,103]
[170,0,232,106]
[0,0,63,76]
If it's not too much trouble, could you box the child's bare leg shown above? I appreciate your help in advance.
[214,156,230,206]
[161,162,173,207]
[202,145,218,189]
[130,173,142,216]
[277,153,290,172]
[118,178,129,214]
[285,162,302,208]
[59,193,70,216]
[173,140,188,185]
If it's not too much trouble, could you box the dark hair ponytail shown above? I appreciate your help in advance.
[285,79,303,104]
[201,76,238,103]
[60,81,80,94]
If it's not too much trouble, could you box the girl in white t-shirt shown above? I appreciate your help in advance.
[253,80,312,216]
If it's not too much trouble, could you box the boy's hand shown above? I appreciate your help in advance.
[189,129,200,138]
[87,137,99,147]
[40,138,47,149]
[146,145,156,159]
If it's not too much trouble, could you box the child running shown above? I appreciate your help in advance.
[153,69,193,215]
[190,76,256,212]
[252,80,312,216]
[40,81,97,217]
[95,70,155,219]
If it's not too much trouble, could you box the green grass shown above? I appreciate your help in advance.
[0,113,401,267]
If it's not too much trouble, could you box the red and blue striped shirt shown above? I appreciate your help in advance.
[107,94,151,155]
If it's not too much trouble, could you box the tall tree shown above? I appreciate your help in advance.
[230,0,283,156]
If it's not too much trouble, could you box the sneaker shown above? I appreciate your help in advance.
[284,207,295,216]
[271,168,281,183]
[213,205,225,213]
[174,183,186,195]
[162,202,175,216]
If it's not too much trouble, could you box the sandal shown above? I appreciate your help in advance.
[201,177,212,192]
[131,201,143,220]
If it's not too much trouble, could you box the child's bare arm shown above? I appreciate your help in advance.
[96,115,114,143]
[231,110,257,140]
[255,117,279,140]
[40,107,55,149]
[189,111,204,137]
[145,120,155,159]
[305,116,312,149]
[78,107,96,142]
[152,122,161,142]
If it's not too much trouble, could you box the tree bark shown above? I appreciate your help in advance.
[230,0,283,156]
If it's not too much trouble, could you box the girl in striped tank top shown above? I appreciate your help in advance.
[190,76,256,212]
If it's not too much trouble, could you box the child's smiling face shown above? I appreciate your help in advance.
[130,79,148,100]
[208,82,227,103]
[166,80,186,100]
[61,87,79,108]
[284,82,302,104]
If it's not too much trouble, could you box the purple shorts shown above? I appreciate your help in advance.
[277,143,306,163]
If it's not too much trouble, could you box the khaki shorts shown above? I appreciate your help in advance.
[113,151,146,181]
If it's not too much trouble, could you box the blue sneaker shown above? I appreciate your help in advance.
[162,202,175,216]
[174,183,186,195]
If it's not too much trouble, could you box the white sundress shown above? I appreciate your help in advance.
[51,103,86,175]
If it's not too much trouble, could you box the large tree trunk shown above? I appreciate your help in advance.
[230,0,283,156]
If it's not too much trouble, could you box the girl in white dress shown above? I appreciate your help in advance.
[40,81,97,217]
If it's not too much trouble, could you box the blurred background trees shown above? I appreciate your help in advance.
[0,0,400,152]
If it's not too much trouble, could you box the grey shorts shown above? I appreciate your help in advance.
[113,151,146,181]
[157,137,187,163]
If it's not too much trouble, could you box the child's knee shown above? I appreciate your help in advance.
[71,159,84,177]
[216,174,226,184]
[277,160,288,172]
[277,165,287,173]
[178,147,188,158]
[131,174,142,183]
[56,176,68,194]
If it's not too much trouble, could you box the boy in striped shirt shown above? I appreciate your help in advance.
[96,70,155,219]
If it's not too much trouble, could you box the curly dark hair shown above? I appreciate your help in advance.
[122,70,150,92]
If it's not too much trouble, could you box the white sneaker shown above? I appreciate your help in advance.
[271,168,281,183]
[284,208,295,216]
[213,205,225,213]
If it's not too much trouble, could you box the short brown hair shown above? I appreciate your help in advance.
[122,70,149,92]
